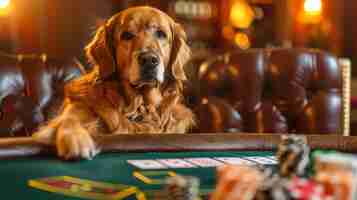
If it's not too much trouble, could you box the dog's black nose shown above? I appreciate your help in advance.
[138,53,160,67]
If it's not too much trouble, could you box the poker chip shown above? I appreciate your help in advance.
[208,138,357,200]
[277,135,310,178]
[255,176,329,200]
[314,152,357,200]
[314,171,355,200]
[255,176,292,200]
[211,165,264,200]
[314,152,357,173]
[164,175,200,200]
[287,177,327,200]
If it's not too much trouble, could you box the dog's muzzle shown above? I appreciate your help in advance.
[137,52,160,82]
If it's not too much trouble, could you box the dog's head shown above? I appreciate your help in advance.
[85,6,191,90]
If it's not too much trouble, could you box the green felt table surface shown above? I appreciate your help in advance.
[0,151,275,200]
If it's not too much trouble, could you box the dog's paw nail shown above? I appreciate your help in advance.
[82,148,91,160]
[95,149,101,157]
[89,151,94,159]
[89,149,98,159]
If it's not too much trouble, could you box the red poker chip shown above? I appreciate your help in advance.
[287,177,329,200]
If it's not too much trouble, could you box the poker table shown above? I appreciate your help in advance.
[0,134,357,200]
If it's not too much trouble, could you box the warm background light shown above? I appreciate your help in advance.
[0,0,10,9]
[300,0,323,24]
[0,0,10,16]
[304,0,322,14]
[230,0,254,29]
[234,32,250,49]
[222,25,235,40]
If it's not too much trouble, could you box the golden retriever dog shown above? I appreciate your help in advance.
[33,6,195,160]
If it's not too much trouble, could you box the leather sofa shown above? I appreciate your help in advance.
[0,48,347,136]
[0,53,82,136]
[194,48,347,135]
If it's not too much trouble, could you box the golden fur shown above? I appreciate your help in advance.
[33,7,195,160]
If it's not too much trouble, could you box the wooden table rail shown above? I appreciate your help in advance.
[0,134,356,159]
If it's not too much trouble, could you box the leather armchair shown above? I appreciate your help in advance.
[0,49,346,136]
[194,48,346,135]
[0,54,82,136]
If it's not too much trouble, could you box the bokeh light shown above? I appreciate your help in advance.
[229,0,254,29]
[304,0,322,14]
[0,0,10,9]
[0,0,10,16]
[208,72,219,81]
[222,25,235,40]
[234,32,250,49]
[300,0,322,24]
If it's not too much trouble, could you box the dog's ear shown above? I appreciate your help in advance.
[85,19,117,80]
[169,23,191,81]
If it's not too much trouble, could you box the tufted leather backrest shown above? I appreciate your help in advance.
[196,48,344,135]
[0,54,82,136]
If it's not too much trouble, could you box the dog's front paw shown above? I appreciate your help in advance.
[56,129,99,160]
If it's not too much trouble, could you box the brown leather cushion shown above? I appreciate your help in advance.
[192,96,242,133]
[0,55,82,136]
[197,48,342,134]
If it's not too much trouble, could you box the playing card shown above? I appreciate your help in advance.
[215,157,256,165]
[244,156,278,165]
[127,160,167,169]
[28,176,137,200]
[184,158,224,167]
[266,156,278,161]
[156,159,197,168]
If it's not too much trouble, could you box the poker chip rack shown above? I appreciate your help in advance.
[0,134,356,159]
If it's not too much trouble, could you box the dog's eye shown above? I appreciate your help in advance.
[121,31,135,40]
[155,30,167,39]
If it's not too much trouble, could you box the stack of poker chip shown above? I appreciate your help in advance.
[164,175,200,200]
[286,177,327,200]
[313,153,357,200]
[211,135,318,200]
[255,176,328,200]
[255,175,291,200]
[276,135,310,178]
[210,135,357,200]
[211,165,264,200]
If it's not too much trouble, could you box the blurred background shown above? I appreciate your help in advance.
[1,0,356,134]
[0,0,354,86]
[0,1,349,56]
[3,0,353,81]
[0,0,352,70]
